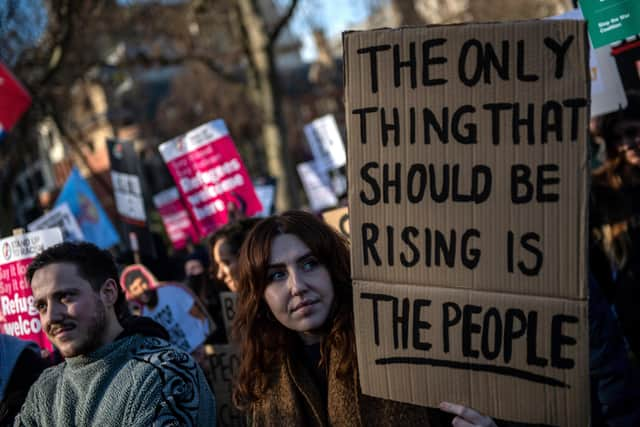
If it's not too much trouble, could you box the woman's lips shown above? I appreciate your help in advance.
[292,299,318,313]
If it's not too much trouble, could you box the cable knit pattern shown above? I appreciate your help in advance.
[14,335,216,427]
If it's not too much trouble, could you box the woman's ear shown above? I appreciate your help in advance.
[100,279,120,307]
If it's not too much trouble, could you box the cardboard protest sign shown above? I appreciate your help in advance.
[579,0,640,48]
[0,228,63,351]
[208,344,243,427]
[0,62,31,136]
[296,161,338,212]
[344,20,589,425]
[322,206,350,238]
[28,203,85,242]
[153,187,199,250]
[304,114,347,172]
[158,120,262,237]
[218,291,237,340]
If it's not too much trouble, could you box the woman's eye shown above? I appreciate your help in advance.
[301,259,318,271]
[268,271,286,281]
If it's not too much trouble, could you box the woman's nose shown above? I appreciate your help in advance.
[288,268,308,296]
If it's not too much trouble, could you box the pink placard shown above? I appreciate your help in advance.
[159,120,262,237]
[0,229,63,351]
[153,187,199,250]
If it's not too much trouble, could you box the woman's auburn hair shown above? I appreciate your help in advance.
[232,210,355,409]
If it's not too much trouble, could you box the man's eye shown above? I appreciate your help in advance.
[35,303,46,313]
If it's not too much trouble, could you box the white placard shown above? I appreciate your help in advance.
[111,171,146,222]
[28,203,85,242]
[296,161,338,212]
[550,8,627,116]
[304,114,347,172]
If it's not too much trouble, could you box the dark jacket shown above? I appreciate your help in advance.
[247,338,444,427]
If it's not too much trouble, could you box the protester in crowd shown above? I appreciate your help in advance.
[122,264,212,355]
[232,210,499,426]
[0,334,49,425]
[183,249,228,344]
[590,91,640,358]
[15,242,216,426]
[210,218,260,293]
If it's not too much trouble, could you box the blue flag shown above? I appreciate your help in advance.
[55,167,120,249]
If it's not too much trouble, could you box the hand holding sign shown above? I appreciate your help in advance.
[439,402,497,427]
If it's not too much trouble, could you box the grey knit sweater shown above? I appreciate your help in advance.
[14,335,216,426]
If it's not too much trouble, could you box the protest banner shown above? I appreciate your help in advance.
[304,114,347,173]
[579,0,640,48]
[158,120,262,238]
[218,291,237,339]
[344,20,589,425]
[153,187,199,250]
[28,203,85,242]
[207,344,243,427]
[0,62,31,137]
[551,8,628,117]
[108,139,155,257]
[55,167,120,249]
[322,206,350,238]
[296,161,338,212]
[0,228,63,351]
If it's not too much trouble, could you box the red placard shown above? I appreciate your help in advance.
[0,62,31,133]
[152,187,199,250]
[0,229,63,351]
[159,120,262,237]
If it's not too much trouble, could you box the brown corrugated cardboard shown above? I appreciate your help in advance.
[344,20,590,425]
[345,20,589,300]
[209,344,243,427]
[219,291,237,340]
[353,281,588,425]
[322,206,350,238]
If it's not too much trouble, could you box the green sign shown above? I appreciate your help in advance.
[579,0,640,48]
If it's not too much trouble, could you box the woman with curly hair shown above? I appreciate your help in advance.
[232,210,498,427]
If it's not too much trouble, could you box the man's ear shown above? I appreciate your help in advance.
[100,279,120,307]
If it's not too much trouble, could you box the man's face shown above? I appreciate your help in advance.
[126,276,154,304]
[31,262,107,358]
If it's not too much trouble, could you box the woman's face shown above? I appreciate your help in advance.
[213,238,240,292]
[613,119,640,167]
[263,233,334,344]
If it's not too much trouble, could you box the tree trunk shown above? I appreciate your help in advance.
[235,0,298,212]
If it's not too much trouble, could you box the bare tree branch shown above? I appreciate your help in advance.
[268,0,299,47]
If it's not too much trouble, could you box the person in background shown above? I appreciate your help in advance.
[184,249,227,344]
[590,91,640,359]
[0,334,49,425]
[210,218,260,293]
[123,266,212,356]
[15,242,215,426]
[232,211,499,427]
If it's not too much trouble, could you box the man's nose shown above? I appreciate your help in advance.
[43,302,65,326]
